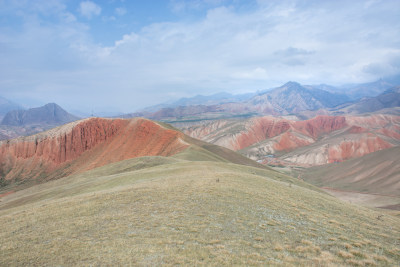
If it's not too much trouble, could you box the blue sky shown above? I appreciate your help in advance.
[0,0,399,114]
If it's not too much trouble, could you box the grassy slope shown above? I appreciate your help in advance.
[1,155,399,266]
[158,120,266,169]
[302,146,400,196]
[182,135,270,169]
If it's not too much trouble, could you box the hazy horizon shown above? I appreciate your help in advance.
[1,0,399,114]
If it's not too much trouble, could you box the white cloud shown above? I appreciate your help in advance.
[115,7,127,16]
[78,1,101,19]
[0,0,399,113]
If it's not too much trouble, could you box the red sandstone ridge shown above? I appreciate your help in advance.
[292,115,347,138]
[232,117,291,150]
[184,115,348,152]
[327,135,392,163]
[181,114,400,166]
[347,126,367,134]
[273,132,312,152]
[0,118,189,184]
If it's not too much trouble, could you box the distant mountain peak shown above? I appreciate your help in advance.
[1,102,79,126]
[283,81,301,87]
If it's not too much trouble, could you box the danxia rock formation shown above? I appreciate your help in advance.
[0,118,189,186]
[181,114,400,166]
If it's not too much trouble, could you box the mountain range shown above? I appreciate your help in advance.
[123,79,399,122]
[331,86,400,115]
[335,79,395,100]
[141,92,256,112]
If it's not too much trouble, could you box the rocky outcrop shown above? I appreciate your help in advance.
[0,118,124,164]
[0,118,188,183]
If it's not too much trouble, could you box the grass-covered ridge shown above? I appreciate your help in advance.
[1,156,399,266]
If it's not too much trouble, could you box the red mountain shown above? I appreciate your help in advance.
[0,118,188,186]
[181,115,400,166]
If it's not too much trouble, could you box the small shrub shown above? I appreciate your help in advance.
[350,249,365,258]
[337,250,353,259]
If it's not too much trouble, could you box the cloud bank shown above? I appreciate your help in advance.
[0,0,399,113]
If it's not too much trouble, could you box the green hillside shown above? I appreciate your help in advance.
[1,154,399,266]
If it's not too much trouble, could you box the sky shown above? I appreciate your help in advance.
[0,0,399,114]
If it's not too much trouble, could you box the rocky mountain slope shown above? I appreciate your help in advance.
[247,82,350,114]
[181,114,400,166]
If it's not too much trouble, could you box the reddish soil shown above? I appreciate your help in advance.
[273,132,311,152]
[347,125,367,134]
[0,191,14,198]
[327,135,393,163]
[224,115,347,151]
[292,115,347,138]
[0,118,189,183]
[184,114,400,165]
[0,118,128,165]
[377,128,400,139]
[233,117,290,150]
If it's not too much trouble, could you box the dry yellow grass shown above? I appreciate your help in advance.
[0,157,399,266]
